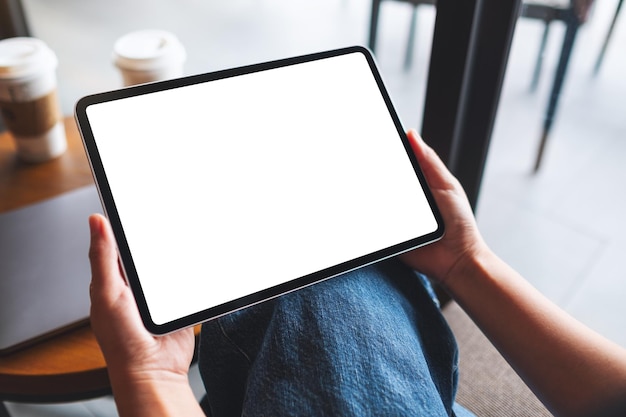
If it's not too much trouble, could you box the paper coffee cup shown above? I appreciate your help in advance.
[113,30,186,86]
[0,37,67,162]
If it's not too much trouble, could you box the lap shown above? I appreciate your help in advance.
[199,259,469,417]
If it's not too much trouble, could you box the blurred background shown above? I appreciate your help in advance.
[2,0,625,415]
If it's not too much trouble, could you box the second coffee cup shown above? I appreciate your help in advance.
[113,30,186,86]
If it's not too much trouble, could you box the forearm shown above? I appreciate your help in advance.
[108,370,205,417]
[444,247,626,417]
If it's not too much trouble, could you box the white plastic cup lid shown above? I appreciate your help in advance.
[113,30,186,72]
[0,37,58,80]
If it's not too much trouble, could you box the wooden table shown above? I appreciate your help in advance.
[0,117,111,402]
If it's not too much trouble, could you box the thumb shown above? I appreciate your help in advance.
[406,129,460,192]
[88,214,125,302]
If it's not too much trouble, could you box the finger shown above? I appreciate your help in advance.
[88,214,125,300]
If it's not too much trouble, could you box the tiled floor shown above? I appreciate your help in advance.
[6,0,625,415]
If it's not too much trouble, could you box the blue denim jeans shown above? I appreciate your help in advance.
[198,259,474,416]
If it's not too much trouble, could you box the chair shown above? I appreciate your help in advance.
[442,302,552,416]
[368,0,590,172]
[593,0,623,75]
[519,0,575,92]
[368,0,436,71]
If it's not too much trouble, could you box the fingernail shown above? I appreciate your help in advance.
[88,214,100,238]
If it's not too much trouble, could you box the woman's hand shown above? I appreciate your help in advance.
[399,130,488,286]
[88,213,203,417]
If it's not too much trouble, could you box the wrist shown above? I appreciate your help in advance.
[440,241,494,292]
[108,369,202,417]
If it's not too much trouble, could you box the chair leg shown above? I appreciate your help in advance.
[368,0,383,52]
[593,0,623,76]
[404,5,419,70]
[530,22,550,92]
[534,14,580,172]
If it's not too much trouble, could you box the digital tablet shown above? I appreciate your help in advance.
[75,46,444,335]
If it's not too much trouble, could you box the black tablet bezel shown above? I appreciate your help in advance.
[75,46,444,335]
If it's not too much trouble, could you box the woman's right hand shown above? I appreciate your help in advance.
[399,130,489,286]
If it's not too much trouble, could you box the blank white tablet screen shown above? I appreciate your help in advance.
[84,51,439,326]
